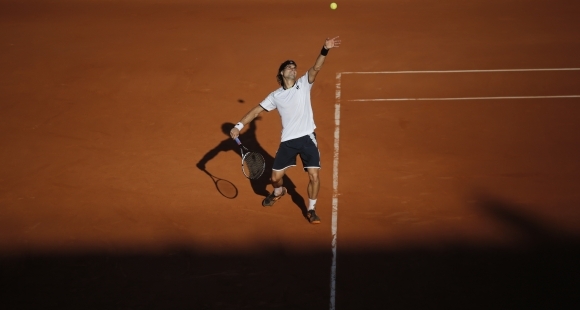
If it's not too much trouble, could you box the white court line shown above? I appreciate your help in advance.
[329,67,580,310]
[329,72,341,310]
[350,95,580,102]
[341,68,580,74]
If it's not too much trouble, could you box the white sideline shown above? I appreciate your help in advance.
[329,72,341,310]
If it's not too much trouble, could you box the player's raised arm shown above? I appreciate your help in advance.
[308,36,341,84]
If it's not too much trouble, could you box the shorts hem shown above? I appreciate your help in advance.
[272,165,296,171]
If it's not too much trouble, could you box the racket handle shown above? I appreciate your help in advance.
[234,137,241,145]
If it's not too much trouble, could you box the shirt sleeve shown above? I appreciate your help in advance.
[259,92,276,112]
[302,72,313,90]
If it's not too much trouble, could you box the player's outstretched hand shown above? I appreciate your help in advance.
[325,36,341,49]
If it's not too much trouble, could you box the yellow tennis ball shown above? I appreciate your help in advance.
[330,2,337,10]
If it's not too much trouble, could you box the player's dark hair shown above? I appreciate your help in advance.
[276,60,297,88]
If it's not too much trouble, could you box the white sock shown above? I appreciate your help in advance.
[308,199,317,210]
[274,187,283,196]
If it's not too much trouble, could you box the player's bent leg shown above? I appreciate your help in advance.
[270,169,285,189]
[262,169,287,207]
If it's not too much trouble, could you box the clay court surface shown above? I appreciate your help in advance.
[2,0,580,308]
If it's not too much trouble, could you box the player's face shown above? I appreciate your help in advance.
[282,64,297,79]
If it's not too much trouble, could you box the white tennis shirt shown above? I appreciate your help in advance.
[259,73,316,142]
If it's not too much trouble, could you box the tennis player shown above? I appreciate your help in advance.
[230,36,341,224]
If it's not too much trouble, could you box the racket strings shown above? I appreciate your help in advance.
[243,152,266,179]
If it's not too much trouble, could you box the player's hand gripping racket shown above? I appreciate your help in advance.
[234,137,265,180]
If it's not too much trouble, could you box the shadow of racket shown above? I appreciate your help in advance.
[201,169,238,199]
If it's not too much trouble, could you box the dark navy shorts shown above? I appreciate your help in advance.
[272,133,321,171]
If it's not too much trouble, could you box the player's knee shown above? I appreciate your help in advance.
[308,170,320,183]
[270,172,284,184]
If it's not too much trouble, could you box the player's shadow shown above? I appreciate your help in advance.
[196,118,308,218]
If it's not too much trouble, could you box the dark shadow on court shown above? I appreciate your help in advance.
[335,194,580,309]
[1,247,332,310]
[200,169,238,199]
[196,118,308,218]
[3,195,580,309]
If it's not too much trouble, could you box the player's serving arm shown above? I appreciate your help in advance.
[230,36,341,224]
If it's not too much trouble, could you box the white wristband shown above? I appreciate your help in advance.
[234,122,244,131]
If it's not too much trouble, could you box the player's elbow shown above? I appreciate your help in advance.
[252,107,264,118]
[308,69,320,83]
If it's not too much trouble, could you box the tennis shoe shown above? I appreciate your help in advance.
[307,209,321,224]
[262,187,287,207]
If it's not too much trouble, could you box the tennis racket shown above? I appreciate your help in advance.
[234,137,266,180]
